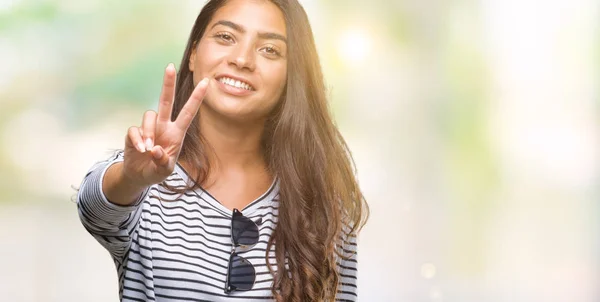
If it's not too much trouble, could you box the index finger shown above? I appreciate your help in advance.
[175,77,210,130]
[157,63,177,123]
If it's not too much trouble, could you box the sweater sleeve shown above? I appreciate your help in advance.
[77,150,151,261]
[335,226,359,301]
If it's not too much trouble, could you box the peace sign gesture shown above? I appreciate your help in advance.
[122,63,209,187]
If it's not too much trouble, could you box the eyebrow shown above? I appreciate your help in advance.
[211,20,287,44]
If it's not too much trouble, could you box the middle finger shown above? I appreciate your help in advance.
[157,63,177,123]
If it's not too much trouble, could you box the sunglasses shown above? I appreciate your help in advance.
[224,208,260,294]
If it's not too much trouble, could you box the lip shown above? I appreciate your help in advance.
[214,73,256,97]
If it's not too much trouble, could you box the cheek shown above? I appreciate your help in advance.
[192,42,227,80]
[266,65,287,97]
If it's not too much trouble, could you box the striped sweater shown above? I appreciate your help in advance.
[77,151,359,301]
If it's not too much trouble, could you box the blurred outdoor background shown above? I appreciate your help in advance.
[0,0,598,301]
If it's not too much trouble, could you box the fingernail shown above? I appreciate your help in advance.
[145,138,153,150]
[137,142,146,153]
[200,78,209,87]
[167,63,174,70]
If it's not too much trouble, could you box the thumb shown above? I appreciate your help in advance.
[151,145,170,167]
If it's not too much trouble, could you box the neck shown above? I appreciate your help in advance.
[198,106,267,172]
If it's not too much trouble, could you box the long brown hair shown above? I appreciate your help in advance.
[166,0,369,300]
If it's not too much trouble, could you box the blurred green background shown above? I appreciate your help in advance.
[0,0,598,301]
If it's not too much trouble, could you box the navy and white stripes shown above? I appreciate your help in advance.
[77,151,358,301]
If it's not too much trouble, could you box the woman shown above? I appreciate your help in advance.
[77,0,368,301]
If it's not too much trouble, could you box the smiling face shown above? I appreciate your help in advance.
[189,0,288,123]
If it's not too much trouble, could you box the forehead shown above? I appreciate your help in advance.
[210,0,286,36]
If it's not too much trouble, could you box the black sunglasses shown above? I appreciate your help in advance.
[224,208,260,293]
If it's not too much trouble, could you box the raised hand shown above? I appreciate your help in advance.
[122,63,209,187]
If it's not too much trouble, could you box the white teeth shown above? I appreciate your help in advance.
[219,77,252,90]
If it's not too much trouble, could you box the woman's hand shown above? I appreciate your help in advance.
[122,63,209,187]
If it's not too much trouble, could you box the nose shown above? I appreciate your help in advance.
[228,41,256,72]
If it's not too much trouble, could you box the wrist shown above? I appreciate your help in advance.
[104,162,147,205]
[118,163,147,190]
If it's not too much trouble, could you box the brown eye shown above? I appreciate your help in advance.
[261,46,280,56]
[215,32,234,42]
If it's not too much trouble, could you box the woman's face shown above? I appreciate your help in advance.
[189,0,287,123]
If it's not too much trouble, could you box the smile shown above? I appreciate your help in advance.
[217,77,254,91]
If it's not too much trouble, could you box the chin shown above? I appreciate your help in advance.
[203,97,260,123]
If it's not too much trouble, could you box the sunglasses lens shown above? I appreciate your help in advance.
[226,209,258,293]
[231,210,259,246]
[228,254,256,291]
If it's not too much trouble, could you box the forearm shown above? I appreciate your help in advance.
[78,151,149,259]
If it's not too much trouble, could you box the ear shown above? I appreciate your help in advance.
[188,42,197,71]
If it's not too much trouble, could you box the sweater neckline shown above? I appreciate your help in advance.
[173,162,279,217]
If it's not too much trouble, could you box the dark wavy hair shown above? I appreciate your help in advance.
[166,0,369,300]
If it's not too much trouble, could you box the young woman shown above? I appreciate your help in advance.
[77,0,368,301]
